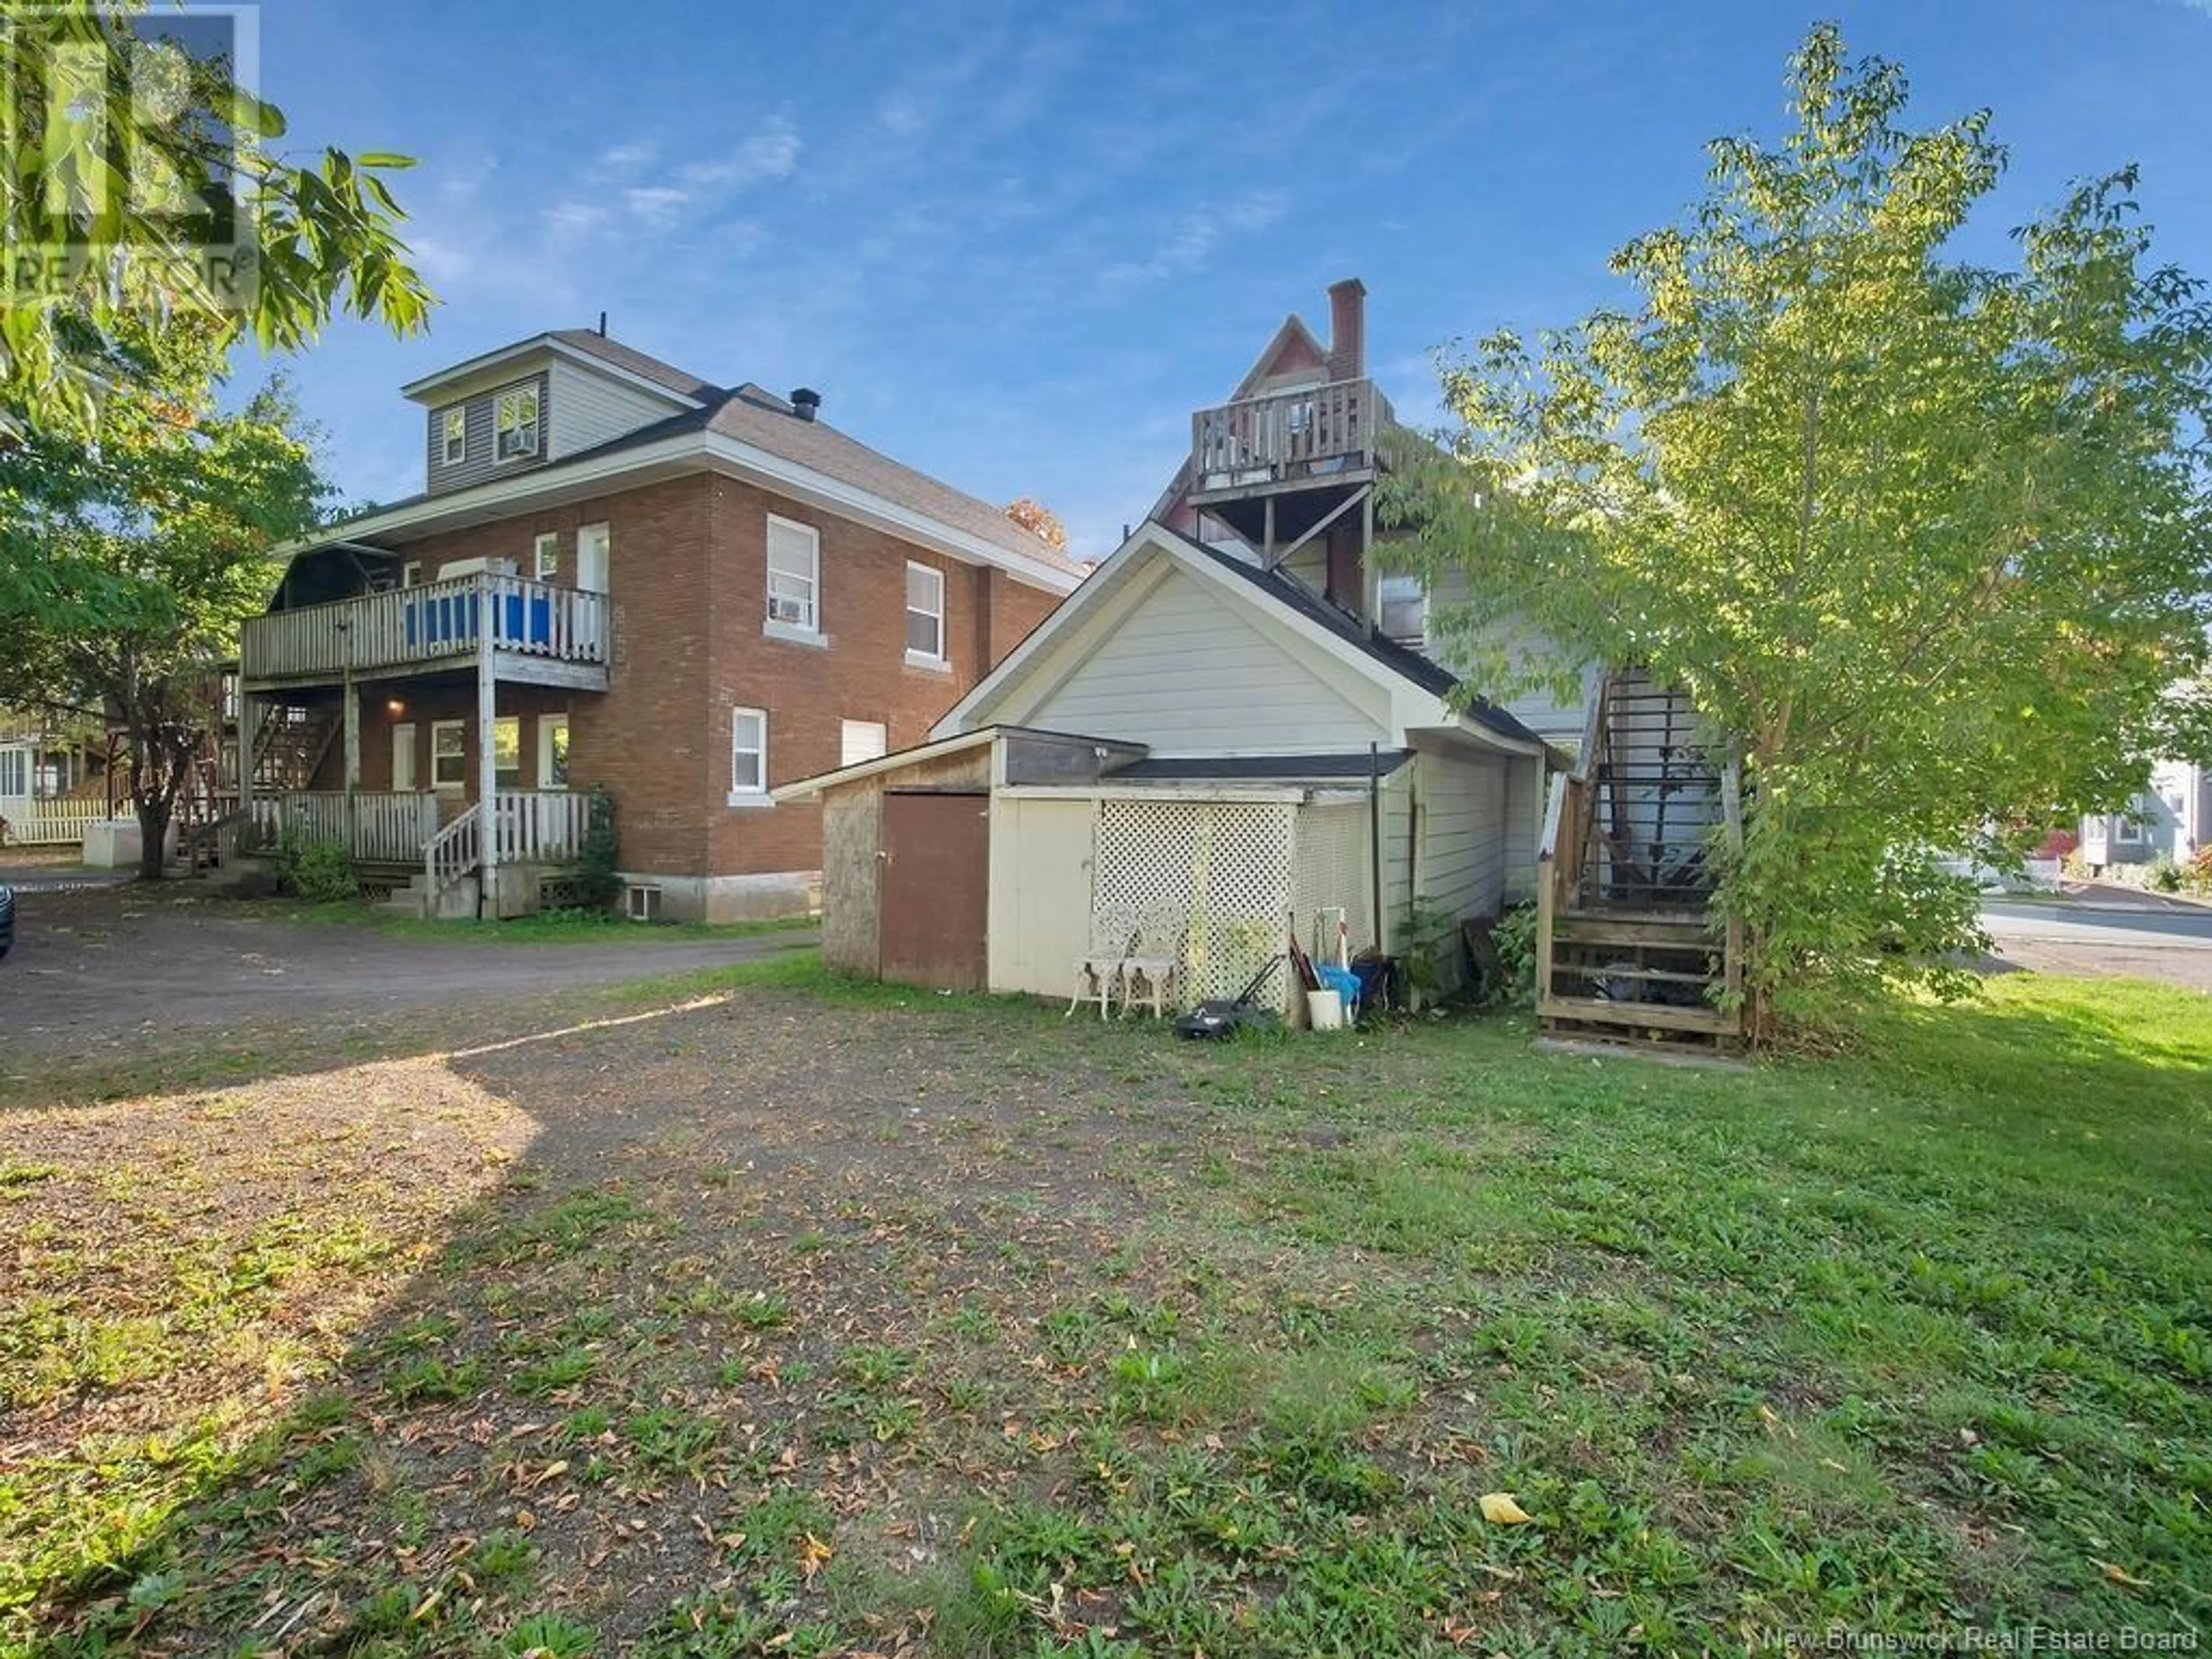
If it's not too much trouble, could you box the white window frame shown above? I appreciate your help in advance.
[441,407,467,466]
[840,719,888,768]
[402,560,423,588]
[729,706,769,805]
[764,515,822,641]
[493,715,522,791]
[430,719,468,793]
[0,747,28,799]
[495,384,540,462]
[904,560,946,666]
[576,521,611,594]
[533,531,560,581]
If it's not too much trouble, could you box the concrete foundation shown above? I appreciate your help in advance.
[622,869,819,923]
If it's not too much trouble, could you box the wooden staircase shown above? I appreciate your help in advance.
[1535,672,1746,1051]
[251,702,339,792]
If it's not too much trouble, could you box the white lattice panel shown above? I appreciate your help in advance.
[1291,801,1374,962]
[1095,800,1294,1007]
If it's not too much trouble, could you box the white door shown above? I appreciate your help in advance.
[577,522,610,594]
[539,715,570,789]
[391,723,416,791]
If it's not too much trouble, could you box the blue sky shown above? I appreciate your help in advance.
[256,0,2212,559]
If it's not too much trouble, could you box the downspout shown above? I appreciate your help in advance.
[1369,741,1384,953]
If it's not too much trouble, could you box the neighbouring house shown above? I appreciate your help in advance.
[779,279,1745,1045]
[236,327,1084,921]
[0,684,241,865]
[2081,755,2211,872]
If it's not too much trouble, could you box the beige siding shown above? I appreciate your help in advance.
[1501,754,1544,903]
[1418,588,1596,743]
[1019,566,1385,752]
[1378,768,1414,953]
[1416,751,1508,921]
[547,360,688,460]
[987,794,1098,998]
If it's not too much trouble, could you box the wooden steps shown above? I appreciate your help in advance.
[1535,671,1746,1054]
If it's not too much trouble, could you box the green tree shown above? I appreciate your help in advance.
[1385,25,2212,1032]
[0,323,329,878]
[1,2,431,442]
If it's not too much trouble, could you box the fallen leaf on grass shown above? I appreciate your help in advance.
[1479,1492,1533,1525]
[2100,1560,2150,1588]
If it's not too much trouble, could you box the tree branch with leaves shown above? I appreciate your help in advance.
[1383,24,2212,1031]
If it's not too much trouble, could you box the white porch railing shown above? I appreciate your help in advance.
[241,573,610,681]
[490,789,593,866]
[0,801,109,846]
[252,791,441,862]
[252,789,591,869]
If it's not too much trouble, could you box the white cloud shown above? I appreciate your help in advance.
[594,139,658,173]
[1100,191,1289,291]
[680,116,802,189]
[624,185,691,227]
[543,200,608,236]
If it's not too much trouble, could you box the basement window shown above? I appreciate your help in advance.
[625,883,662,923]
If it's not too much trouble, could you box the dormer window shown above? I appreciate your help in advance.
[495,385,540,461]
[441,407,466,465]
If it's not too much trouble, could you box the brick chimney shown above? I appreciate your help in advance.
[1326,277,1366,383]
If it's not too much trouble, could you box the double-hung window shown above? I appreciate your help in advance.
[904,562,945,664]
[533,532,560,580]
[441,407,467,465]
[765,516,820,635]
[730,707,769,802]
[495,385,540,461]
[431,721,467,791]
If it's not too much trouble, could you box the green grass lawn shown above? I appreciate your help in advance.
[2,960,2206,1656]
[210,896,819,945]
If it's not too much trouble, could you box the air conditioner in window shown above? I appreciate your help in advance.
[436,556,518,581]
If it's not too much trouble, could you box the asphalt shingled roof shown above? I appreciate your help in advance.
[1169,532,1544,749]
[1109,752,1414,782]
[331,332,1088,579]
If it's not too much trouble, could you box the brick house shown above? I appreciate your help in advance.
[238,328,1082,919]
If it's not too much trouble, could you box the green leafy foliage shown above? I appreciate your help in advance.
[273,830,359,903]
[0,3,431,441]
[575,787,622,910]
[1487,902,1539,1008]
[0,323,332,877]
[1384,25,2212,1033]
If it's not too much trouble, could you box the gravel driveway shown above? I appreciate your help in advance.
[0,880,813,1064]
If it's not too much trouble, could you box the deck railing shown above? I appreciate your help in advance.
[251,788,592,869]
[242,573,609,681]
[1190,377,1391,484]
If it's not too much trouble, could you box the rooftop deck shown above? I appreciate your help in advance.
[1187,377,1393,505]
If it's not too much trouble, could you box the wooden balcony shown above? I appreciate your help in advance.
[241,573,609,692]
[1188,378,1393,506]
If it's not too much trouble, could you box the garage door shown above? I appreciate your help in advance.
[880,791,989,991]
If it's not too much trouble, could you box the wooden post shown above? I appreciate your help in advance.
[238,695,259,838]
[342,675,360,850]
[476,576,498,916]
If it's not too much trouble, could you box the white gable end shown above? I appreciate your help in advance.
[1008,563,1388,754]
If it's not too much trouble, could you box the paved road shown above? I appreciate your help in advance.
[0,882,815,1063]
[1981,896,2212,991]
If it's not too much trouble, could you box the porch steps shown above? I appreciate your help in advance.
[382,867,479,921]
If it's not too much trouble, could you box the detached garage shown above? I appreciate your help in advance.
[777,522,1556,1013]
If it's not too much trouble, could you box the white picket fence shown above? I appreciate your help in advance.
[0,801,109,847]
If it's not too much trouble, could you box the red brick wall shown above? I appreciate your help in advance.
[363,470,1072,882]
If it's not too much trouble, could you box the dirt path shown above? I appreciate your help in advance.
[0,882,813,1063]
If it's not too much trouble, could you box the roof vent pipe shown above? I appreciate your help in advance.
[790,387,821,422]
[597,310,608,336]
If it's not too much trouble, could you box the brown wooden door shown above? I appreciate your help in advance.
[880,791,990,991]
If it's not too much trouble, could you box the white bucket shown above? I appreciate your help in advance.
[1305,989,1345,1031]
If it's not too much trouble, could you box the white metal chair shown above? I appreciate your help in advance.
[1067,904,1138,1020]
[1119,908,1187,1020]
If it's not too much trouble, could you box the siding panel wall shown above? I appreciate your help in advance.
[1022,567,1384,752]
[547,361,687,459]
[1416,751,1507,921]
[426,370,550,495]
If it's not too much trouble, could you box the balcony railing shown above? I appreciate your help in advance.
[242,573,608,682]
[1190,377,1392,489]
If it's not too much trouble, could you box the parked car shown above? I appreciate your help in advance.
[0,882,13,960]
